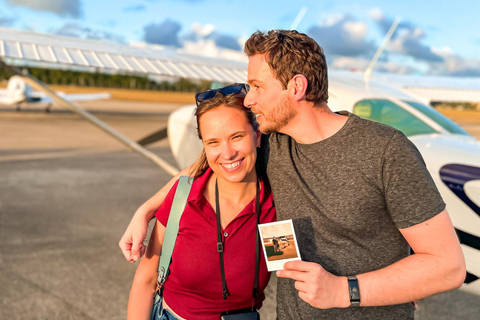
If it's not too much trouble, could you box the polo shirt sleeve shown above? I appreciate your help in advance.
[382,131,446,229]
[155,180,180,227]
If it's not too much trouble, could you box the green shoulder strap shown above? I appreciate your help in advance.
[157,176,193,286]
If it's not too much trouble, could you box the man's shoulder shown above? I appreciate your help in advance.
[346,112,400,138]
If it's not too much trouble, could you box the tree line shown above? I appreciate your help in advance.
[0,67,212,92]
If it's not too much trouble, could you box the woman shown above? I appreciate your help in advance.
[127,84,276,320]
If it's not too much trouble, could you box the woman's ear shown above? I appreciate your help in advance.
[255,129,262,148]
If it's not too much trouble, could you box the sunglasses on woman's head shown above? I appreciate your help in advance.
[195,83,249,106]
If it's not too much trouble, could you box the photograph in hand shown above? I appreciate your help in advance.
[258,220,302,271]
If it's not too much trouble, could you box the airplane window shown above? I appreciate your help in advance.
[353,99,437,136]
[402,101,471,136]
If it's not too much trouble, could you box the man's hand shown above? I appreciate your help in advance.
[119,216,148,262]
[119,166,191,263]
[276,261,350,309]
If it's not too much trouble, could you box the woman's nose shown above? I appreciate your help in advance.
[221,143,237,159]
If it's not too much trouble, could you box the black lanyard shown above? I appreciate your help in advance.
[215,178,261,302]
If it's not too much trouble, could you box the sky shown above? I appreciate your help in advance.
[1,0,480,77]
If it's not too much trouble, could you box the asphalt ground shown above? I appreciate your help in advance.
[1,100,479,319]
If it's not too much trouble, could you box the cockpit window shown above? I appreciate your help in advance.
[353,99,437,136]
[402,100,470,136]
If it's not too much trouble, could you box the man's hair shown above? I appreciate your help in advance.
[244,29,328,105]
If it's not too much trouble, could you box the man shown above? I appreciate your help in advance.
[272,236,279,253]
[120,30,465,319]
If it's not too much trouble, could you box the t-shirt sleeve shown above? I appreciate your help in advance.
[382,131,446,229]
[155,180,180,227]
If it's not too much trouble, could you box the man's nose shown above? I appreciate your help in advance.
[244,89,254,108]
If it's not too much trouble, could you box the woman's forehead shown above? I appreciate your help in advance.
[199,106,252,132]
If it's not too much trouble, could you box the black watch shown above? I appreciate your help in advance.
[347,276,361,307]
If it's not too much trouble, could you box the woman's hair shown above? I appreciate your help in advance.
[189,91,267,179]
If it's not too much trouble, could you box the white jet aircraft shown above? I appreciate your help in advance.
[0,75,110,111]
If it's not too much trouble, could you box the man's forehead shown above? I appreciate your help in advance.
[247,54,274,80]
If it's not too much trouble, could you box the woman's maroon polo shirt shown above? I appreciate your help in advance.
[155,168,276,319]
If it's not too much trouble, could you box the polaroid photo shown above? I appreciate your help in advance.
[258,219,302,271]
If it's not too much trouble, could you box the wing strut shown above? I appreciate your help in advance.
[364,17,401,84]
[0,58,179,176]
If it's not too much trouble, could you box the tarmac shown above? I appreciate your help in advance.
[1,100,479,319]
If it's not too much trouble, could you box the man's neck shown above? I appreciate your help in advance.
[280,103,348,144]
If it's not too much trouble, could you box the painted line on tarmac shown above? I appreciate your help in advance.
[0,147,122,162]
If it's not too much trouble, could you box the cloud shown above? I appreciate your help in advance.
[205,33,241,51]
[182,23,242,51]
[180,23,246,61]
[0,14,15,27]
[50,23,125,43]
[143,19,182,47]
[371,9,443,63]
[431,51,480,77]
[307,14,376,58]
[123,4,146,12]
[389,28,444,63]
[370,8,416,39]
[330,56,417,75]
[6,0,82,18]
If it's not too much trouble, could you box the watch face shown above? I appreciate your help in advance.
[348,277,361,306]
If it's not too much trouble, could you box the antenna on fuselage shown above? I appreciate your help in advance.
[363,17,401,87]
[290,6,308,30]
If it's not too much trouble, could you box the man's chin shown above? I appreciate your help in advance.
[259,123,276,134]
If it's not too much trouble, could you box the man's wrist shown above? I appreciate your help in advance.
[338,276,351,308]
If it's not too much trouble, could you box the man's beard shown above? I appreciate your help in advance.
[258,94,297,134]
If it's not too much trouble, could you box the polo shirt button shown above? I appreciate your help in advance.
[224,232,229,237]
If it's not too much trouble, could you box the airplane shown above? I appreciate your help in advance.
[1,26,480,296]
[0,74,111,112]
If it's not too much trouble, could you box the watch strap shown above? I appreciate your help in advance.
[347,275,361,307]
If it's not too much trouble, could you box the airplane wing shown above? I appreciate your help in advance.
[369,73,480,105]
[0,27,247,84]
[34,92,111,103]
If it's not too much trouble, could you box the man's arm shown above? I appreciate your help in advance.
[127,220,165,320]
[119,168,190,262]
[277,209,466,309]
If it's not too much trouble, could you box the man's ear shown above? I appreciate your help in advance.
[289,74,308,101]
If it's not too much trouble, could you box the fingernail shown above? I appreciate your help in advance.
[133,255,139,261]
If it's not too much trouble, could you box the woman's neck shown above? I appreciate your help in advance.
[215,174,257,203]
[205,172,258,228]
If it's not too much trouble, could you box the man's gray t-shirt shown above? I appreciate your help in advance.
[267,112,445,319]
